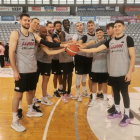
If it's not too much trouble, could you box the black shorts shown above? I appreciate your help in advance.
[52,59,61,75]
[74,55,88,75]
[90,72,109,84]
[108,76,131,87]
[85,57,93,76]
[14,72,38,93]
[37,61,52,76]
[60,62,74,74]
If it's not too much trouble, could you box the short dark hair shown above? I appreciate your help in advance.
[54,21,62,27]
[114,20,124,26]
[46,21,52,26]
[96,28,103,32]
[63,19,70,25]
[32,18,40,22]
[106,23,114,30]
[20,13,30,20]
[0,42,2,45]
[87,20,95,25]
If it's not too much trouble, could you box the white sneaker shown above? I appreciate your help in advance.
[27,109,43,117]
[11,120,26,132]
[46,92,53,98]
[78,95,82,102]
[82,90,90,97]
[34,103,40,108]
[41,98,54,105]
[34,96,41,103]
[88,99,97,107]
[103,100,110,107]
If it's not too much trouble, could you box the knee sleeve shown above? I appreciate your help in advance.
[76,75,81,86]
[82,74,87,82]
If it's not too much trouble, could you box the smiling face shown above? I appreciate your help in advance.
[96,30,104,40]
[30,19,40,32]
[114,23,125,35]
[55,23,62,33]
[87,23,95,34]
[63,20,70,30]
[46,23,54,35]
[75,22,84,33]
[19,16,30,29]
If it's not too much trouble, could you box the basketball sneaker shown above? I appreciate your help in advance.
[62,94,68,103]
[58,88,63,94]
[82,90,90,97]
[27,109,43,117]
[11,120,26,132]
[33,103,40,108]
[33,105,42,113]
[67,93,77,100]
[41,98,54,105]
[46,92,53,98]
[18,109,23,119]
[88,97,97,107]
[78,95,82,102]
[124,110,134,119]
[34,96,41,103]
[107,110,122,119]
[53,90,61,98]
[119,115,130,127]
[103,100,110,107]
[107,104,115,114]
[97,93,103,100]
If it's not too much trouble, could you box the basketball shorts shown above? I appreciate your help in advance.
[60,62,74,74]
[14,72,38,93]
[74,55,88,75]
[90,72,109,84]
[52,59,62,75]
[85,57,93,77]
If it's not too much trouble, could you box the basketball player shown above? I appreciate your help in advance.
[88,28,109,107]
[9,13,67,132]
[59,19,77,103]
[79,20,136,127]
[72,22,88,102]
[52,21,63,98]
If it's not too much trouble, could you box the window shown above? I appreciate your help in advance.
[109,0,116,3]
[135,0,140,3]
[84,0,91,4]
[127,0,134,3]
[101,0,108,4]
[67,0,74,4]
[28,0,34,4]
[0,0,2,4]
[19,0,25,4]
[4,0,10,4]
[60,0,66,4]
[117,0,124,3]
[76,0,83,4]
[92,0,99,4]
[43,0,50,4]
[52,0,58,4]
[35,0,42,4]
[11,0,18,4]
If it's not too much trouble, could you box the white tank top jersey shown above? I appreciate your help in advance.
[15,29,38,73]
[59,31,73,63]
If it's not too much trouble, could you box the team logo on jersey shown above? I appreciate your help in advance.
[32,39,34,41]
[121,41,124,43]
[15,87,20,90]
[45,72,48,75]
[76,71,78,73]
[61,70,63,72]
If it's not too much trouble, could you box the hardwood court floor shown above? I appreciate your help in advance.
[0,66,139,140]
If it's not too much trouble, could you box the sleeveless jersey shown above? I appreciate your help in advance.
[15,29,37,73]
[59,31,73,63]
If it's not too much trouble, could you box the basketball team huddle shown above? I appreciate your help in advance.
[9,13,136,132]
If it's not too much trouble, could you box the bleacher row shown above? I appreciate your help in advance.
[0,11,140,16]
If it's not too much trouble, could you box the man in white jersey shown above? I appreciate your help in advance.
[9,13,67,132]
[59,19,77,103]
[72,22,88,102]
[79,20,136,127]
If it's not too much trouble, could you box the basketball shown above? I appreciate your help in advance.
[66,44,79,56]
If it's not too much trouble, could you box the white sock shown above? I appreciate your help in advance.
[59,85,63,90]
[125,108,130,117]
[77,89,80,96]
[103,93,107,101]
[18,100,22,109]
[115,104,120,112]
[92,93,96,100]
[98,90,102,94]
[82,86,86,92]
[43,96,47,101]
[54,88,57,92]
[28,104,33,112]
[13,112,18,122]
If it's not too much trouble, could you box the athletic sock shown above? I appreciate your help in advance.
[77,89,80,96]
[42,96,47,101]
[82,86,86,92]
[28,104,33,112]
[103,93,107,101]
[13,112,18,122]
[18,100,22,109]
[98,90,102,94]
[115,104,120,112]
[125,108,130,117]
[54,88,57,92]
[92,93,96,100]
[59,85,63,90]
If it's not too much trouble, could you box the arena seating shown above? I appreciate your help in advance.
[126,11,140,16]
[0,11,22,16]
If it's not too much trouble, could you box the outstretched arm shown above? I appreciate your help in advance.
[9,31,21,81]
